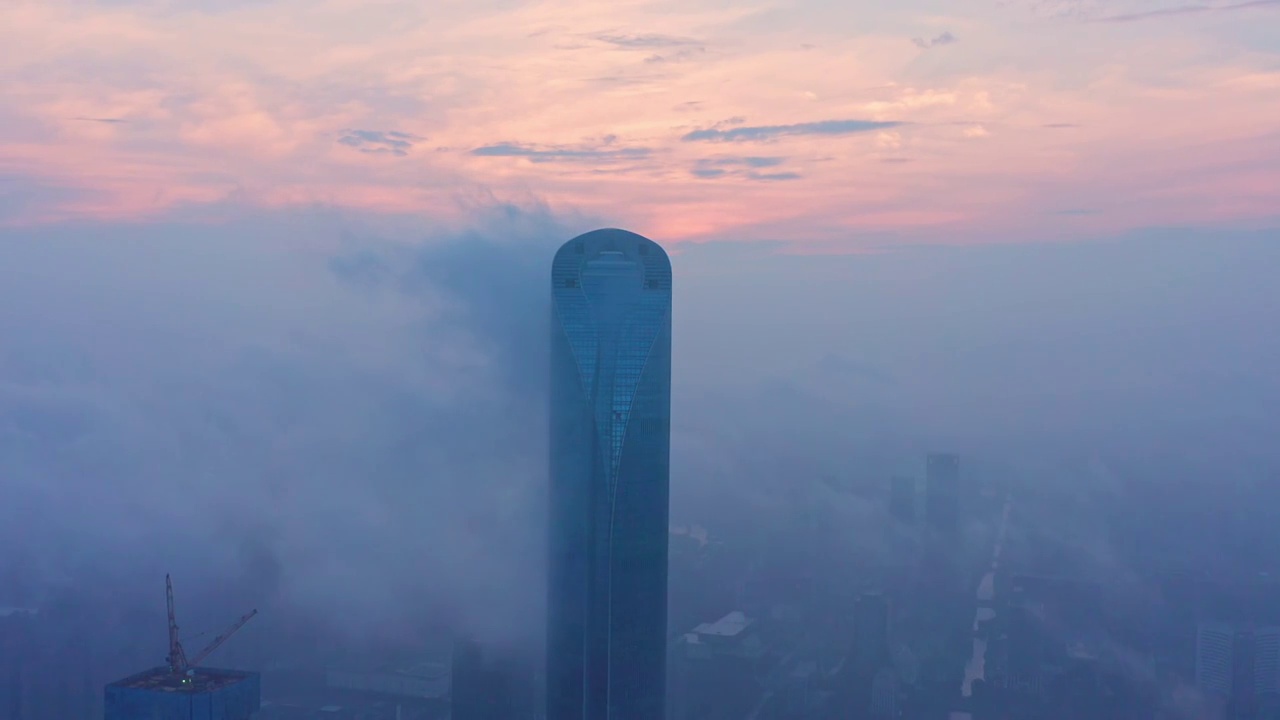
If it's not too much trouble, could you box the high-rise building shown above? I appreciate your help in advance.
[1197,622,1235,698]
[868,666,899,719]
[452,638,537,720]
[103,667,260,720]
[1195,622,1280,720]
[853,593,890,674]
[924,453,960,535]
[1256,627,1280,697]
[547,228,673,720]
[888,476,916,524]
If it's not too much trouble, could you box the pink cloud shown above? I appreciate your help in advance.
[0,0,1277,242]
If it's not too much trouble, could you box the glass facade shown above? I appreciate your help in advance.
[547,228,672,720]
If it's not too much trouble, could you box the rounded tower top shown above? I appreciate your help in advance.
[552,228,671,292]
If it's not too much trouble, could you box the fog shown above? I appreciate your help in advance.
[1,203,1278,716]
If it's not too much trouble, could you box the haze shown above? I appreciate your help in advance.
[1,0,1279,718]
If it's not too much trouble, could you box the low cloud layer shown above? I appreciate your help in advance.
[1,206,1278,669]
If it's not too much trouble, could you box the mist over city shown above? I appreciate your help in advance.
[2,0,1279,719]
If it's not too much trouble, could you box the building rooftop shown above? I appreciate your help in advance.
[108,666,257,694]
[0,606,37,618]
[692,611,752,638]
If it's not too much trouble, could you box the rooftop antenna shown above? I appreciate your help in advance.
[164,574,258,682]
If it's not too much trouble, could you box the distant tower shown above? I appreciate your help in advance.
[852,593,891,674]
[452,638,536,720]
[1195,622,1280,720]
[888,476,916,524]
[924,453,960,535]
[869,666,900,719]
[546,229,673,720]
[1197,622,1235,699]
[1256,627,1280,697]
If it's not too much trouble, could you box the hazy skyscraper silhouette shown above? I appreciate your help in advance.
[546,228,673,720]
[888,475,916,524]
[925,452,960,535]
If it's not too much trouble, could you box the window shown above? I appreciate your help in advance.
[637,244,648,255]
[646,279,659,289]
[640,418,667,436]
[574,243,585,254]
[564,278,577,288]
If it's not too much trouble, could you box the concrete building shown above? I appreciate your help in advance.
[104,667,260,720]
[1194,622,1280,720]
[451,639,536,720]
[925,453,960,535]
[853,593,891,674]
[869,666,900,719]
[889,476,917,525]
[668,612,771,720]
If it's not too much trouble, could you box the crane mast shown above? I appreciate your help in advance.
[163,573,257,680]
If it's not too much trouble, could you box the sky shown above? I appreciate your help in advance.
[1,0,1279,673]
[2,0,1279,243]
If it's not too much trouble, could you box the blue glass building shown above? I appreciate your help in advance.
[547,228,672,720]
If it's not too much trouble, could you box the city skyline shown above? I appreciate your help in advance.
[2,2,1279,717]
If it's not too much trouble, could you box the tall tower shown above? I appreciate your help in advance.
[924,452,960,535]
[547,228,673,720]
[852,592,890,673]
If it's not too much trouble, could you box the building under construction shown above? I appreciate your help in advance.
[105,666,260,720]
[104,574,261,720]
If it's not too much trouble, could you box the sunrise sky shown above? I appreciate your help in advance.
[2,0,1278,244]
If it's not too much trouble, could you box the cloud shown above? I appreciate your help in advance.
[700,156,787,168]
[71,117,127,124]
[912,31,958,49]
[681,119,904,143]
[0,199,606,658]
[0,175,96,223]
[690,156,799,180]
[471,141,652,163]
[643,47,707,63]
[336,129,423,157]
[1094,0,1280,22]
[593,32,702,48]
[1043,122,1080,128]
[3,205,1280,720]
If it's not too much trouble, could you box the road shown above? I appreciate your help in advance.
[961,491,1013,698]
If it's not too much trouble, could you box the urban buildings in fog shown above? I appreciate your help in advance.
[451,638,537,720]
[1194,621,1280,719]
[546,228,674,720]
[925,452,961,536]
[889,475,917,525]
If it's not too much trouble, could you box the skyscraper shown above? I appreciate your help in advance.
[852,592,891,674]
[888,475,916,524]
[925,452,960,535]
[452,637,537,720]
[547,228,673,720]
[1194,622,1280,720]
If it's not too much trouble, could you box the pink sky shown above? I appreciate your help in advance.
[2,0,1278,242]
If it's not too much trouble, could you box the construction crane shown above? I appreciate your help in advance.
[164,573,258,682]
